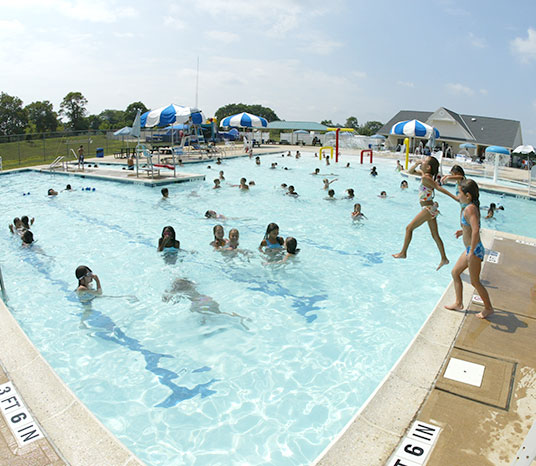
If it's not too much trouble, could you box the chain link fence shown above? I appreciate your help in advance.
[0,129,128,170]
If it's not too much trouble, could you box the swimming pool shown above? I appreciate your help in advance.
[1,153,535,465]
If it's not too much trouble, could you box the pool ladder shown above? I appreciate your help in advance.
[0,265,6,302]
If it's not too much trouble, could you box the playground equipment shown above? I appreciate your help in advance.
[319,146,333,160]
[326,128,354,162]
[360,149,373,164]
[404,137,410,169]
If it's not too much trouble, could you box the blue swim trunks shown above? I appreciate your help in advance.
[466,241,485,261]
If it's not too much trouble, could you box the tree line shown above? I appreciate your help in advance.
[0,91,383,138]
[0,91,148,137]
[320,116,384,136]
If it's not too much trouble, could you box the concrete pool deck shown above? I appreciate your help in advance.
[1,148,535,465]
[315,228,536,466]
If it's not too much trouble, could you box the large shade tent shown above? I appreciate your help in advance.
[141,104,204,128]
[219,112,268,128]
[135,105,204,178]
[220,112,268,151]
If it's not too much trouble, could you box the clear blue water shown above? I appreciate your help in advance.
[1,152,535,465]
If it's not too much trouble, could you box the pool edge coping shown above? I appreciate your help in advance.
[0,297,145,465]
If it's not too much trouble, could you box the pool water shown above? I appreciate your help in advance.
[1,152,535,465]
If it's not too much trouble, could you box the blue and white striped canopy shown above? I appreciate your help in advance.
[141,104,204,128]
[220,112,268,128]
[390,119,440,138]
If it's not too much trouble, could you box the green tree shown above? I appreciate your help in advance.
[86,114,103,130]
[25,100,58,133]
[320,119,342,127]
[345,116,359,131]
[0,92,28,136]
[124,101,148,126]
[215,103,279,124]
[99,109,125,129]
[359,120,383,136]
[59,91,88,130]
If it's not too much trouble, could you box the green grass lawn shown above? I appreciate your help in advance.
[0,134,127,170]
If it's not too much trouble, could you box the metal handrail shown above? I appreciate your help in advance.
[0,265,6,302]
[49,155,64,170]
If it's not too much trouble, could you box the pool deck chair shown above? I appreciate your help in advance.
[135,144,161,178]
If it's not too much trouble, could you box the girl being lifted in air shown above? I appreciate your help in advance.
[392,156,458,270]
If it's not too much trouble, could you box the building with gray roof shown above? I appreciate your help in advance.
[378,107,522,156]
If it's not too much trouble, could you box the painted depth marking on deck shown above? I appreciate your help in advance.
[486,250,500,263]
[443,357,485,387]
[387,421,441,466]
[0,381,44,446]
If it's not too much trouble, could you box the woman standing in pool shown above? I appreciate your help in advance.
[445,179,493,319]
[393,156,458,270]
[259,223,284,252]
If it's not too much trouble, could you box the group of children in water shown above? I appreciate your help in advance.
[10,151,496,319]
[8,215,35,246]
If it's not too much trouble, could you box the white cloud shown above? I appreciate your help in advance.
[205,31,239,44]
[397,81,414,88]
[469,32,486,48]
[352,71,367,79]
[164,16,186,30]
[0,0,137,23]
[446,83,474,96]
[0,19,24,36]
[479,89,488,95]
[511,28,536,63]
[299,37,343,55]
[114,32,135,39]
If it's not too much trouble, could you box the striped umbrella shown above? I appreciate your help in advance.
[390,119,440,138]
[141,104,203,128]
[220,112,268,128]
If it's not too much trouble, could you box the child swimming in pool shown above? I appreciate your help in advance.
[75,265,102,296]
[445,179,494,319]
[351,203,366,220]
[210,224,227,249]
[205,210,227,220]
[213,179,221,189]
[392,156,459,270]
[441,165,466,194]
[163,278,250,329]
[9,217,23,234]
[224,228,240,250]
[259,222,284,252]
[281,237,299,262]
[325,189,336,200]
[323,178,337,190]
[158,226,181,251]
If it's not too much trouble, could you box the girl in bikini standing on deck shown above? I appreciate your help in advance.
[445,179,493,319]
[392,156,459,270]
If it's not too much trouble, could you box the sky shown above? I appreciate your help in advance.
[1,0,536,142]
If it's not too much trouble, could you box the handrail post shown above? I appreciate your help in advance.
[0,265,7,302]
